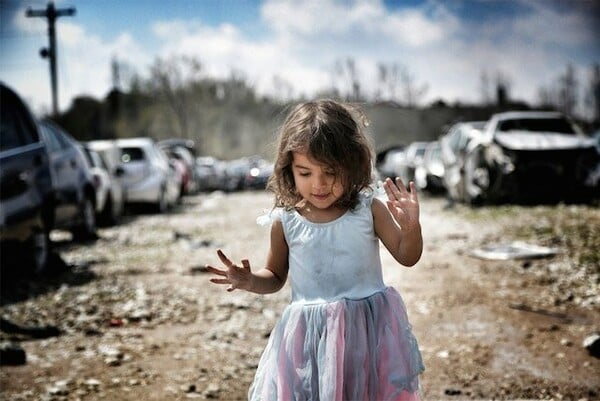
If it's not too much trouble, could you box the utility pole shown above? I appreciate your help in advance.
[26,1,76,116]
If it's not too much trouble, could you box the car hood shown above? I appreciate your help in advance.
[495,131,595,151]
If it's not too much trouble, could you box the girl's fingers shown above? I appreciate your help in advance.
[383,178,395,200]
[217,249,233,267]
[409,181,419,201]
[210,278,230,285]
[241,259,251,270]
[204,265,226,276]
[395,177,408,194]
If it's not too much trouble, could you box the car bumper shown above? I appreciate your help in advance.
[124,175,163,203]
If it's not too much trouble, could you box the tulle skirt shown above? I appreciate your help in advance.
[249,287,424,401]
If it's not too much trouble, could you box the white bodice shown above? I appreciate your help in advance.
[275,193,386,304]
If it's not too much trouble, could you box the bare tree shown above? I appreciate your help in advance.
[584,63,600,123]
[558,64,578,116]
[148,55,203,140]
[479,70,493,105]
[333,57,362,102]
[376,62,400,102]
[494,71,512,106]
[272,74,294,102]
[399,64,428,107]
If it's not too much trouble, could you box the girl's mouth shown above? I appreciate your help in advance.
[312,193,329,201]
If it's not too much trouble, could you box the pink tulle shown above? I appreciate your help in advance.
[249,287,424,401]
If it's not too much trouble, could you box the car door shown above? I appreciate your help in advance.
[39,121,80,222]
[0,87,51,231]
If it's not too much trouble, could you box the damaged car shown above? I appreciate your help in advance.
[463,111,599,204]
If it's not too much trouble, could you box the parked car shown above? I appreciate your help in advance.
[244,159,274,190]
[397,141,429,184]
[376,145,405,181]
[116,137,180,212]
[439,121,486,202]
[158,139,199,193]
[38,119,97,240]
[160,145,192,197]
[463,111,599,204]
[195,156,224,192]
[223,158,251,192]
[414,141,445,193]
[81,144,125,225]
[0,82,53,273]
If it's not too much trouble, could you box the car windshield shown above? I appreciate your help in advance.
[497,118,575,134]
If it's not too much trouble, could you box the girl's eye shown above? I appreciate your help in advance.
[299,172,311,177]
[325,171,335,176]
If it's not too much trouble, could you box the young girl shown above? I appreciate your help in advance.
[206,99,425,401]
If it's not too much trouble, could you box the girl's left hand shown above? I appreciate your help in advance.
[383,177,420,232]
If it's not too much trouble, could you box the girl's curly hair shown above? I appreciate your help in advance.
[267,99,374,210]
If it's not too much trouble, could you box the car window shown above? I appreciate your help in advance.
[54,128,75,149]
[39,124,64,153]
[82,147,95,168]
[120,147,145,162]
[497,118,576,134]
[0,95,38,152]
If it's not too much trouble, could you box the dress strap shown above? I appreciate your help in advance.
[256,208,284,227]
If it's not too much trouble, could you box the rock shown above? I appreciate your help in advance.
[445,388,462,396]
[0,341,26,365]
[582,333,600,358]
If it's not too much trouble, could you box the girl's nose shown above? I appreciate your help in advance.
[313,173,328,188]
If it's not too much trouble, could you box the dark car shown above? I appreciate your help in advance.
[0,83,53,273]
[463,111,599,204]
[39,120,97,240]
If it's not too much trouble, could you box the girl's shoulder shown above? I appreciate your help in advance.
[357,185,382,209]
[256,207,290,227]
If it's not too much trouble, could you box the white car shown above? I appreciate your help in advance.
[116,138,181,212]
[463,111,598,204]
[81,144,125,225]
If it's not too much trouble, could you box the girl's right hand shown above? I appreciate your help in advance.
[205,249,254,292]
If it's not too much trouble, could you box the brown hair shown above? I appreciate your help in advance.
[267,99,374,210]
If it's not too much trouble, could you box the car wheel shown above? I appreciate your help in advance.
[100,194,121,226]
[28,225,51,274]
[73,196,97,241]
[156,188,167,213]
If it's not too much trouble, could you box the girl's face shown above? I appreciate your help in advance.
[291,152,344,209]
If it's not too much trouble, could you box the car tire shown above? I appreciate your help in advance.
[27,224,51,274]
[100,194,122,226]
[156,188,167,213]
[73,196,97,241]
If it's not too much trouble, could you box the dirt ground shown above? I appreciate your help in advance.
[1,190,599,401]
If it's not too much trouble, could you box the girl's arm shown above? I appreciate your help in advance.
[373,177,423,267]
[206,219,289,294]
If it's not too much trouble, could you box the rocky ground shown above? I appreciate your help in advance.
[1,190,599,401]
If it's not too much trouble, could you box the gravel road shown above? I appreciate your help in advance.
[1,190,599,400]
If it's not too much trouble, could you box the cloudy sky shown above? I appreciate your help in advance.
[1,0,598,114]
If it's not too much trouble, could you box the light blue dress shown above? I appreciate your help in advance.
[250,192,424,401]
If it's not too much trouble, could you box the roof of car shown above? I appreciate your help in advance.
[115,137,155,147]
[86,139,119,150]
[490,111,565,120]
